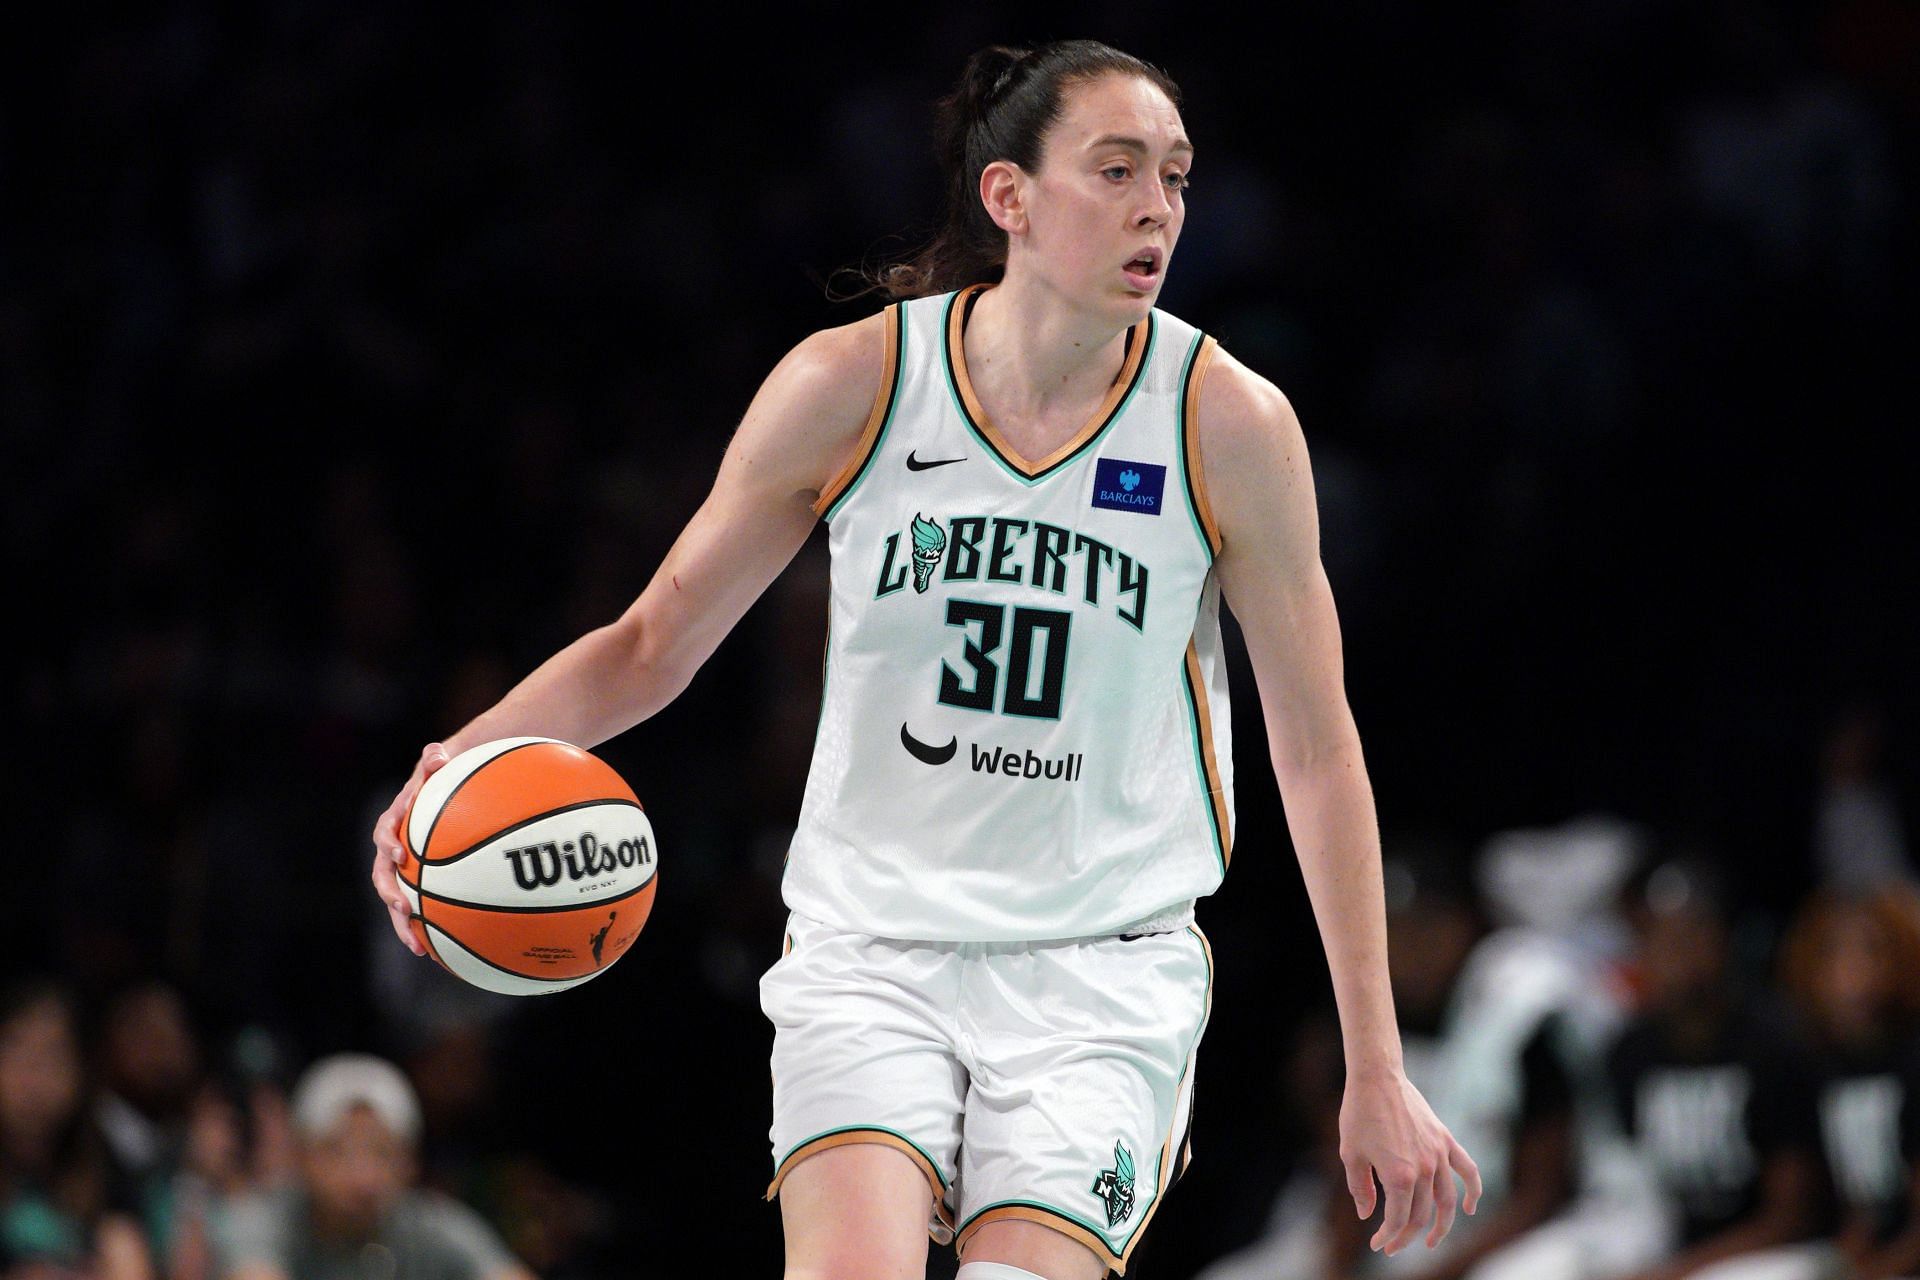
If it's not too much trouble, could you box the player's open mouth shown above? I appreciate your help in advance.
[1122,249,1162,290]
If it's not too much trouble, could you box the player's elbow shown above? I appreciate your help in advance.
[1265,716,1365,788]
[603,613,699,711]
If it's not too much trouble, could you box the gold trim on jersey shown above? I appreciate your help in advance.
[944,283,1150,480]
[1179,334,1223,556]
[1183,642,1232,869]
[813,303,904,518]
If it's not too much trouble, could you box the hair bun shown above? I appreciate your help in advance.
[958,44,1030,115]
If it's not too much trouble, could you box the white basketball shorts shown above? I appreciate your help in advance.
[760,910,1213,1274]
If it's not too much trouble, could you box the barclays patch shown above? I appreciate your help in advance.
[1091,458,1166,515]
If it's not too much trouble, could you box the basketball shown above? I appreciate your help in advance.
[397,737,657,996]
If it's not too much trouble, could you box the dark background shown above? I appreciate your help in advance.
[3,1,1915,1274]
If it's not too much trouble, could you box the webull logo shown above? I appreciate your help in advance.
[968,744,1083,783]
[502,833,652,891]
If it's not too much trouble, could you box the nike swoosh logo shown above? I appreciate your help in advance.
[899,722,957,765]
[906,451,967,471]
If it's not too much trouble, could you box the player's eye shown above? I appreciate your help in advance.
[1102,165,1131,182]
[1164,171,1191,192]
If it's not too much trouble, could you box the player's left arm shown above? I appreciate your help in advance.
[1198,347,1482,1255]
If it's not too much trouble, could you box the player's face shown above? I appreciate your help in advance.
[1024,73,1191,323]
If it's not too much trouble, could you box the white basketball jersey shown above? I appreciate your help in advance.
[782,284,1235,941]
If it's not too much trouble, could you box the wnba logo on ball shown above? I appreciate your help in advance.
[500,832,653,891]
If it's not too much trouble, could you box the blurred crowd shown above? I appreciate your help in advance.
[1198,813,1920,1280]
[2,1,1915,1277]
[0,978,591,1280]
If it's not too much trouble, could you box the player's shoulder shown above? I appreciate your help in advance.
[1190,339,1303,457]
[743,308,894,459]
[1182,338,1310,542]
[776,308,890,405]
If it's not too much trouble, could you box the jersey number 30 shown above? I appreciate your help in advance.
[937,601,1071,719]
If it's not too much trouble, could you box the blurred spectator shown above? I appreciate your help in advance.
[1814,705,1910,890]
[0,981,152,1280]
[216,1054,532,1280]
[400,1022,610,1280]
[1190,1014,1368,1279]
[1198,844,1626,1279]
[1606,860,1829,1280]
[1776,885,1920,1278]
[91,981,200,1209]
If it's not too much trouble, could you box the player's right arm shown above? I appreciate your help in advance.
[369,312,888,953]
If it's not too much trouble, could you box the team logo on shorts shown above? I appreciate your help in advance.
[1090,1140,1136,1227]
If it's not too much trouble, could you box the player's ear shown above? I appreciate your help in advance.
[980,160,1029,237]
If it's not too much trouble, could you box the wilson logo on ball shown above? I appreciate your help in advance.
[500,833,653,890]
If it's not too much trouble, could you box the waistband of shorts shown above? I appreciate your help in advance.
[786,900,1198,947]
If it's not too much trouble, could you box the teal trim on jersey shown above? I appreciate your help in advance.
[823,303,908,523]
[1174,330,1216,562]
[778,1124,951,1190]
[939,291,1158,487]
[1181,656,1229,875]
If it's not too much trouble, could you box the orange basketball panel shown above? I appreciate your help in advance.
[417,742,641,862]
[419,884,655,980]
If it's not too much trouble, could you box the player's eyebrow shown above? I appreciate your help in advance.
[1086,133,1195,157]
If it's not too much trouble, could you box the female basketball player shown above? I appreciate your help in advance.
[370,40,1479,1279]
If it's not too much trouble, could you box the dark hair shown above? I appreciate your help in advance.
[0,981,117,1240]
[864,40,1183,301]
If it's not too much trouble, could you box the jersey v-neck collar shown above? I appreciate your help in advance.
[941,282,1155,484]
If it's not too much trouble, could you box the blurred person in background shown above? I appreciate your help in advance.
[1813,705,1910,891]
[1776,885,1920,1279]
[1605,858,1829,1280]
[398,1021,611,1280]
[1199,846,1615,1280]
[90,981,202,1256]
[217,1054,533,1280]
[0,981,151,1280]
[1190,1014,1368,1278]
[160,1027,298,1280]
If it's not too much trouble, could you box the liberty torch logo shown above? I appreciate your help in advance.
[909,513,946,593]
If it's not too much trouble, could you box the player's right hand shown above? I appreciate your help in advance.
[370,743,451,956]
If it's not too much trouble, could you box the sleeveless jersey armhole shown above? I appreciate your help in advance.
[813,303,905,520]
[1177,333,1223,558]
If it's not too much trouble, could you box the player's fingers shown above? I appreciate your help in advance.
[370,852,424,955]
[1385,1167,1434,1255]
[1369,1162,1415,1252]
[378,744,448,866]
[1449,1138,1483,1215]
[1426,1157,1459,1248]
[374,799,406,865]
[1343,1155,1377,1219]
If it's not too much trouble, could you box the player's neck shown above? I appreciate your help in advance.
[963,278,1133,421]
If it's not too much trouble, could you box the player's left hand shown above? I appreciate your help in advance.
[1338,1068,1481,1255]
